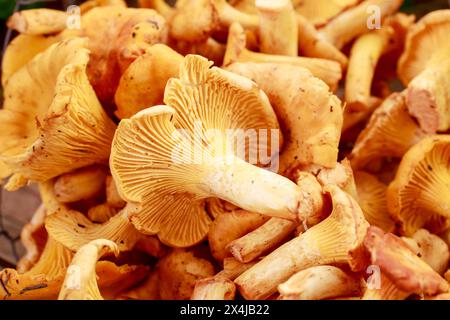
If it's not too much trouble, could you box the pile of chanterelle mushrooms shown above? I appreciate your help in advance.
[0,0,449,300]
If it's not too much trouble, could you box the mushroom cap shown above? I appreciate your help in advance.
[77,6,168,102]
[398,10,450,85]
[354,171,395,232]
[387,135,450,235]
[170,0,219,42]
[350,92,427,170]
[226,61,343,173]
[45,209,141,251]
[0,37,117,191]
[1,34,60,87]
[110,55,282,247]
[58,239,119,300]
[114,44,184,119]
[364,226,449,295]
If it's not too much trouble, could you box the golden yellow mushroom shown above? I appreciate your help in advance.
[350,92,427,170]
[362,226,449,299]
[292,0,361,27]
[58,239,118,300]
[114,44,184,120]
[53,165,108,203]
[87,203,119,224]
[138,0,174,20]
[79,0,127,14]
[0,38,117,191]
[319,0,404,50]
[398,10,450,133]
[2,34,60,86]
[387,135,450,235]
[224,23,342,91]
[235,185,369,300]
[255,0,298,56]
[226,61,343,175]
[208,209,268,262]
[354,171,395,232]
[7,9,68,35]
[278,265,362,300]
[16,205,47,273]
[110,56,315,247]
[170,0,258,42]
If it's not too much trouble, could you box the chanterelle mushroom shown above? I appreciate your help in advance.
[110,55,310,247]
[349,92,427,171]
[363,226,449,298]
[0,38,117,191]
[387,135,450,236]
[226,61,343,176]
[398,10,450,133]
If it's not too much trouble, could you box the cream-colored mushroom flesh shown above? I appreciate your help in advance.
[111,55,305,247]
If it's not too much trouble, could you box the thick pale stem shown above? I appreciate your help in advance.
[296,15,348,68]
[227,217,297,263]
[202,156,300,220]
[227,48,341,91]
[256,0,298,56]
[346,29,391,111]
[319,0,403,49]
[217,0,259,30]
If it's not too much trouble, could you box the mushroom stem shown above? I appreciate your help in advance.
[346,27,393,111]
[216,0,259,30]
[278,266,361,300]
[227,217,297,263]
[296,14,348,68]
[58,239,119,300]
[216,257,257,280]
[7,9,68,35]
[235,185,369,300]
[256,0,298,56]
[407,59,450,133]
[319,0,403,49]
[191,277,236,300]
[224,23,342,91]
[202,155,300,220]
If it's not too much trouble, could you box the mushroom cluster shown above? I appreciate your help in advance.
[0,0,449,300]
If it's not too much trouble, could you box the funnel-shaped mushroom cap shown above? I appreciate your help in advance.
[0,37,117,191]
[2,34,60,86]
[226,62,343,174]
[111,56,304,247]
[0,237,73,300]
[364,226,449,295]
[354,171,395,232]
[387,135,450,235]
[398,10,450,84]
[76,6,168,102]
[45,209,141,251]
[350,92,427,170]
[58,239,119,300]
